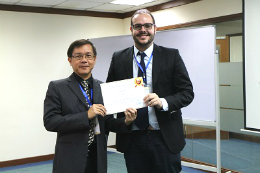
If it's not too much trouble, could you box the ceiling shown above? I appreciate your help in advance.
[0,0,173,13]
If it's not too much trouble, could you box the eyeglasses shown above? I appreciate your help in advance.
[72,54,95,61]
[132,23,155,30]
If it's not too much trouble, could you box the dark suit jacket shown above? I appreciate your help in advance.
[44,73,129,173]
[106,44,194,154]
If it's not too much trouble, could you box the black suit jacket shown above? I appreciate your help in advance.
[106,44,194,154]
[44,73,128,173]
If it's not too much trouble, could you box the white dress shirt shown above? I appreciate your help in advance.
[132,44,168,130]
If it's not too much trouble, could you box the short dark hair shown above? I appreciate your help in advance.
[130,9,155,26]
[67,39,97,58]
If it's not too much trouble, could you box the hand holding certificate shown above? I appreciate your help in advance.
[101,77,150,114]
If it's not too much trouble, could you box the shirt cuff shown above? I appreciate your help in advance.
[160,98,169,111]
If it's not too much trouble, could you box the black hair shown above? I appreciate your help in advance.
[67,39,97,58]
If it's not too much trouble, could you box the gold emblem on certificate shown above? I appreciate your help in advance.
[134,77,144,87]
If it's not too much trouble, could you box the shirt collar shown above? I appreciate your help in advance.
[73,72,93,89]
[134,43,154,59]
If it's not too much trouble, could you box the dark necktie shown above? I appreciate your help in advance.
[135,52,149,130]
[81,81,95,146]
[138,52,147,84]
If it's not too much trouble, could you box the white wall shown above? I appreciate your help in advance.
[123,0,242,34]
[0,10,124,162]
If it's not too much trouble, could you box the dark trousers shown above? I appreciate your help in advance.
[84,142,98,173]
[124,130,182,173]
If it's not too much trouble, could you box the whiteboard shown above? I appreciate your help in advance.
[244,0,260,131]
[91,26,216,122]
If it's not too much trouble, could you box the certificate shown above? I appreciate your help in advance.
[100,77,149,114]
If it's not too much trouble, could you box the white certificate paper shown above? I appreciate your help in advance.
[101,77,149,114]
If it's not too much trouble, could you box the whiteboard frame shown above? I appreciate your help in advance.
[243,0,260,131]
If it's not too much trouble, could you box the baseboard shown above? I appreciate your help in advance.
[181,157,241,173]
[186,130,229,139]
[230,132,260,143]
[0,145,119,168]
[185,125,229,140]
[0,146,117,168]
[0,154,54,168]
[107,145,116,149]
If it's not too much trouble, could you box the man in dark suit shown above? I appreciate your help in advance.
[44,39,136,173]
[106,9,194,173]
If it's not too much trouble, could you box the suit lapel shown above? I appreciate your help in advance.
[152,44,164,88]
[92,79,102,104]
[67,74,88,108]
[92,79,103,127]
[122,46,134,78]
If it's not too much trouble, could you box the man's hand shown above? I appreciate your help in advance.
[88,104,106,119]
[144,93,163,109]
[124,107,137,126]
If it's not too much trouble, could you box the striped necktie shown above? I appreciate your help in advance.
[81,81,95,146]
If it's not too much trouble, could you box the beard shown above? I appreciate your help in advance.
[132,30,155,49]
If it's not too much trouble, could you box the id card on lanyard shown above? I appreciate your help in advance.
[134,52,153,86]
[79,84,100,135]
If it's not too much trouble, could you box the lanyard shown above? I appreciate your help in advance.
[134,51,153,83]
[79,84,93,107]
